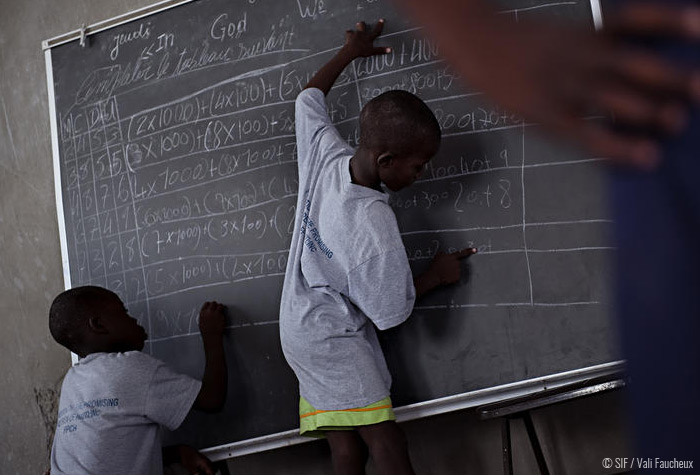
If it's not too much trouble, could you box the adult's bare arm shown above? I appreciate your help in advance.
[397,0,700,168]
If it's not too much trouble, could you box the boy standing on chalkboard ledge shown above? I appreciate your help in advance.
[280,20,476,475]
[48,286,226,475]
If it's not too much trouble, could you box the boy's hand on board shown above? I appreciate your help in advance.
[341,19,392,59]
[427,248,477,286]
[198,301,226,338]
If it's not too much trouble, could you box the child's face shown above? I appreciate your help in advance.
[101,295,148,352]
[379,138,439,192]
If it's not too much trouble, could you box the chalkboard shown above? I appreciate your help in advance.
[45,0,618,453]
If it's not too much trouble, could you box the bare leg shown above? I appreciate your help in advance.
[326,430,369,475]
[356,421,415,475]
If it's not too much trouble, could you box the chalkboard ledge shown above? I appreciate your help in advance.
[201,360,625,461]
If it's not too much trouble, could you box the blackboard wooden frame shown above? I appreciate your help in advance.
[43,0,621,461]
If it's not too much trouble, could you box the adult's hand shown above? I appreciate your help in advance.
[399,0,700,169]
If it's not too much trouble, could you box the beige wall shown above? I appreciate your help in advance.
[0,1,632,474]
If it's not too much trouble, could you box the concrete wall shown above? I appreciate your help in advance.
[0,1,632,474]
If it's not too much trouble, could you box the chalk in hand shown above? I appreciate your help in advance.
[456,248,477,259]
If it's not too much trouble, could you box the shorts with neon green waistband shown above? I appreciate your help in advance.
[299,396,396,437]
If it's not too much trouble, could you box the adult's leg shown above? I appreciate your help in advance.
[612,120,700,464]
[610,0,700,466]
[326,430,369,475]
[356,421,415,475]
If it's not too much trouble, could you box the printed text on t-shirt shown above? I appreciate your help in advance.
[300,199,333,259]
[56,398,120,434]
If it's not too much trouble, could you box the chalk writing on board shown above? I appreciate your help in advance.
[110,22,153,61]
[296,0,327,19]
[50,0,617,448]
[57,15,610,321]
[210,12,248,41]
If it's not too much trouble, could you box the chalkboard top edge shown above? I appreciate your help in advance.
[42,0,194,50]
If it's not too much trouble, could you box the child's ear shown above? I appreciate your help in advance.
[87,316,108,334]
[377,152,393,167]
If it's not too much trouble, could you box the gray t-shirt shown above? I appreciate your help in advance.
[50,351,201,475]
[280,88,416,411]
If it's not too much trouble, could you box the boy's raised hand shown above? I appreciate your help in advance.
[343,19,391,58]
[194,301,228,412]
[198,301,225,338]
[305,19,391,94]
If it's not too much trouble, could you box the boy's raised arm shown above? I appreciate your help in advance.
[193,301,227,412]
[305,19,391,95]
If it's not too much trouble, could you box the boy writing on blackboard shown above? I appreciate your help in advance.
[280,20,475,474]
[48,286,227,475]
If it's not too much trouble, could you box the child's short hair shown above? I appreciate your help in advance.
[49,286,117,354]
[359,90,441,154]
